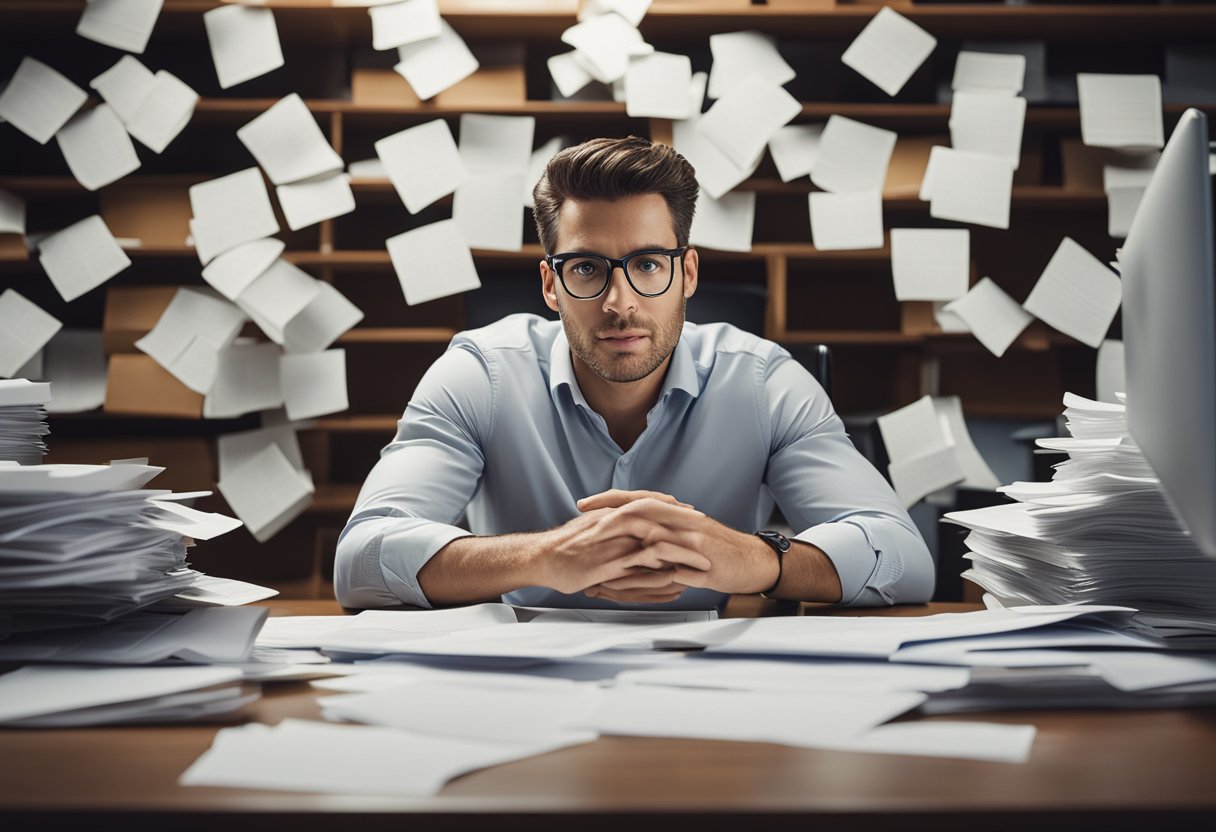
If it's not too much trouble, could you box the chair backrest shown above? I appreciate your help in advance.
[685,282,768,336]
[785,343,832,398]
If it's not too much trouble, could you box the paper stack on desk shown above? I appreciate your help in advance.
[0,379,50,464]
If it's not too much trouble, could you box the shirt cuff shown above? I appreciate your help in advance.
[378,522,476,608]
[794,521,877,605]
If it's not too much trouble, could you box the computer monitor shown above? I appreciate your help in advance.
[1120,108,1216,557]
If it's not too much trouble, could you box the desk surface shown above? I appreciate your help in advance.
[2,601,1215,831]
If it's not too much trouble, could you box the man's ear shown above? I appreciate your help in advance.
[682,247,700,299]
[540,259,560,312]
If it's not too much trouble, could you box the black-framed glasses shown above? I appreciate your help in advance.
[546,247,688,300]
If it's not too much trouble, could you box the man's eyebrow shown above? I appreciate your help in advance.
[559,244,676,254]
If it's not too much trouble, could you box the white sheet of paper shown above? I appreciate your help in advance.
[580,0,651,26]
[560,12,646,84]
[218,423,304,482]
[927,147,1014,230]
[201,238,284,301]
[236,258,322,335]
[189,168,280,265]
[459,113,534,175]
[1096,339,1125,403]
[1103,155,1159,192]
[148,501,244,542]
[204,342,285,420]
[280,349,347,421]
[689,189,754,253]
[76,0,164,54]
[768,123,823,183]
[55,103,140,191]
[933,395,1001,490]
[0,188,25,235]
[203,5,285,90]
[216,442,312,541]
[953,51,1025,95]
[949,92,1026,170]
[525,136,566,209]
[697,74,801,169]
[387,219,482,306]
[282,282,364,354]
[0,57,88,145]
[673,74,759,199]
[89,56,156,124]
[820,721,1035,764]
[42,330,107,413]
[135,287,245,393]
[841,7,937,97]
[236,94,344,186]
[394,19,479,101]
[276,172,355,232]
[1107,186,1144,239]
[918,145,947,201]
[625,52,691,119]
[1077,73,1164,150]
[125,70,198,154]
[548,51,594,98]
[941,277,1032,357]
[810,115,896,194]
[375,118,468,214]
[878,395,948,464]
[180,718,595,798]
[370,0,441,51]
[453,173,527,252]
[0,290,62,379]
[38,215,131,302]
[706,30,794,100]
[616,658,968,695]
[890,228,969,302]
[1022,237,1122,348]
[808,190,884,251]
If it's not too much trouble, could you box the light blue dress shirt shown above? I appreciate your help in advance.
[334,314,934,610]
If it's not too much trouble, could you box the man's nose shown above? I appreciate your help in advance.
[601,266,639,315]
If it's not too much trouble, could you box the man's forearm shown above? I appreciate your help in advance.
[417,532,547,606]
[766,540,843,603]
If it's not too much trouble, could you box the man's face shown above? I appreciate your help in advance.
[540,193,698,384]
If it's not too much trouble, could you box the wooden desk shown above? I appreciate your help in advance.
[2,601,1214,831]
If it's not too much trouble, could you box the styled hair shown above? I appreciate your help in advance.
[532,136,699,254]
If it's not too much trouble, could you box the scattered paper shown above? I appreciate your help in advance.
[697,74,800,169]
[42,330,107,413]
[370,0,441,51]
[689,189,754,253]
[282,282,364,354]
[580,0,651,27]
[673,74,759,199]
[810,115,896,194]
[387,219,482,306]
[0,57,88,145]
[189,167,280,265]
[926,147,1014,230]
[134,287,245,394]
[280,349,348,421]
[89,55,157,123]
[55,103,141,191]
[0,290,62,379]
[953,51,1025,95]
[218,421,305,480]
[942,277,1032,357]
[1107,186,1144,239]
[236,258,322,338]
[949,92,1026,169]
[216,442,313,542]
[808,190,884,251]
[560,12,647,85]
[375,118,468,214]
[201,238,285,300]
[768,123,823,183]
[459,113,534,175]
[1077,73,1164,150]
[203,5,285,90]
[890,228,969,301]
[625,52,692,119]
[38,215,132,302]
[125,70,198,154]
[76,0,164,54]
[525,136,566,209]
[933,395,1001,491]
[548,51,595,99]
[277,172,356,231]
[841,7,936,97]
[707,30,795,100]
[237,93,344,186]
[877,395,966,507]
[1022,237,1122,348]
[1096,339,1125,403]
[453,173,527,251]
[204,341,285,420]
[394,19,479,101]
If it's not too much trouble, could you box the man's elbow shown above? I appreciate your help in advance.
[332,523,401,610]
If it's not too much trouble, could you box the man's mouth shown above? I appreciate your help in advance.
[599,331,649,343]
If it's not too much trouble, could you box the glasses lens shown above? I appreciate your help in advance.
[626,253,674,295]
[561,256,610,298]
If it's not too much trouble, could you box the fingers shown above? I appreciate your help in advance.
[596,568,680,591]
[585,585,687,604]
[670,565,711,588]
[624,540,711,572]
[578,489,695,513]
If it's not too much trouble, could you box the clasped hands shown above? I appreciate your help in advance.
[537,489,779,604]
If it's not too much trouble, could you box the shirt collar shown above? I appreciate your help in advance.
[548,326,701,408]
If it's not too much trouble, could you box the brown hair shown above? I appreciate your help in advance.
[532,136,699,254]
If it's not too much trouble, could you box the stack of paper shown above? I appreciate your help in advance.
[944,393,1216,642]
[0,461,243,633]
[0,379,50,464]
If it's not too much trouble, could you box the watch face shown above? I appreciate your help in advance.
[758,531,791,552]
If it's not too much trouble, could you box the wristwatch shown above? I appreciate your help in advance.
[755,530,791,597]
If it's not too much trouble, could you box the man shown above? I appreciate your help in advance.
[335,136,933,610]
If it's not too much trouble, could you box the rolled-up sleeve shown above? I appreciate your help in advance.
[333,344,493,609]
[762,352,935,606]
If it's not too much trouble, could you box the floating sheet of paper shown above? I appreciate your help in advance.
[525,136,566,209]
[1096,339,1125,403]
[841,7,937,97]
[673,74,759,199]
[1077,73,1164,150]
[949,92,1026,170]
[56,104,140,191]
[217,442,313,541]
[689,189,754,253]
[76,0,164,54]
[135,287,245,393]
[42,330,107,413]
[38,215,132,302]
[125,70,198,154]
[890,228,969,301]
[387,219,482,306]
[189,168,280,265]
[1022,237,1122,348]
[1107,186,1144,239]
[706,30,795,100]
[89,56,156,123]
[201,238,284,300]
[283,282,364,354]
[219,422,305,481]
[204,342,285,420]
[236,258,322,336]
[394,19,479,101]
[768,123,823,183]
[580,0,651,26]
[148,502,245,543]
[808,190,883,251]
[926,147,1014,230]
[280,349,348,421]
[548,51,595,99]
[560,12,647,84]
[810,115,896,194]
[453,173,527,252]
[941,277,1032,358]
[0,58,88,145]
[203,5,284,90]
[0,290,62,379]
[878,395,966,507]
[370,0,441,51]
[237,94,344,186]
[697,74,800,169]
[953,51,1025,95]
[277,172,355,232]
[1103,154,1159,192]
[625,52,692,119]
[933,395,1001,491]
[0,188,26,235]
[375,119,468,214]
[459,113,534,175]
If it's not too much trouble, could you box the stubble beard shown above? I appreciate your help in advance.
[560,297,686,384]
